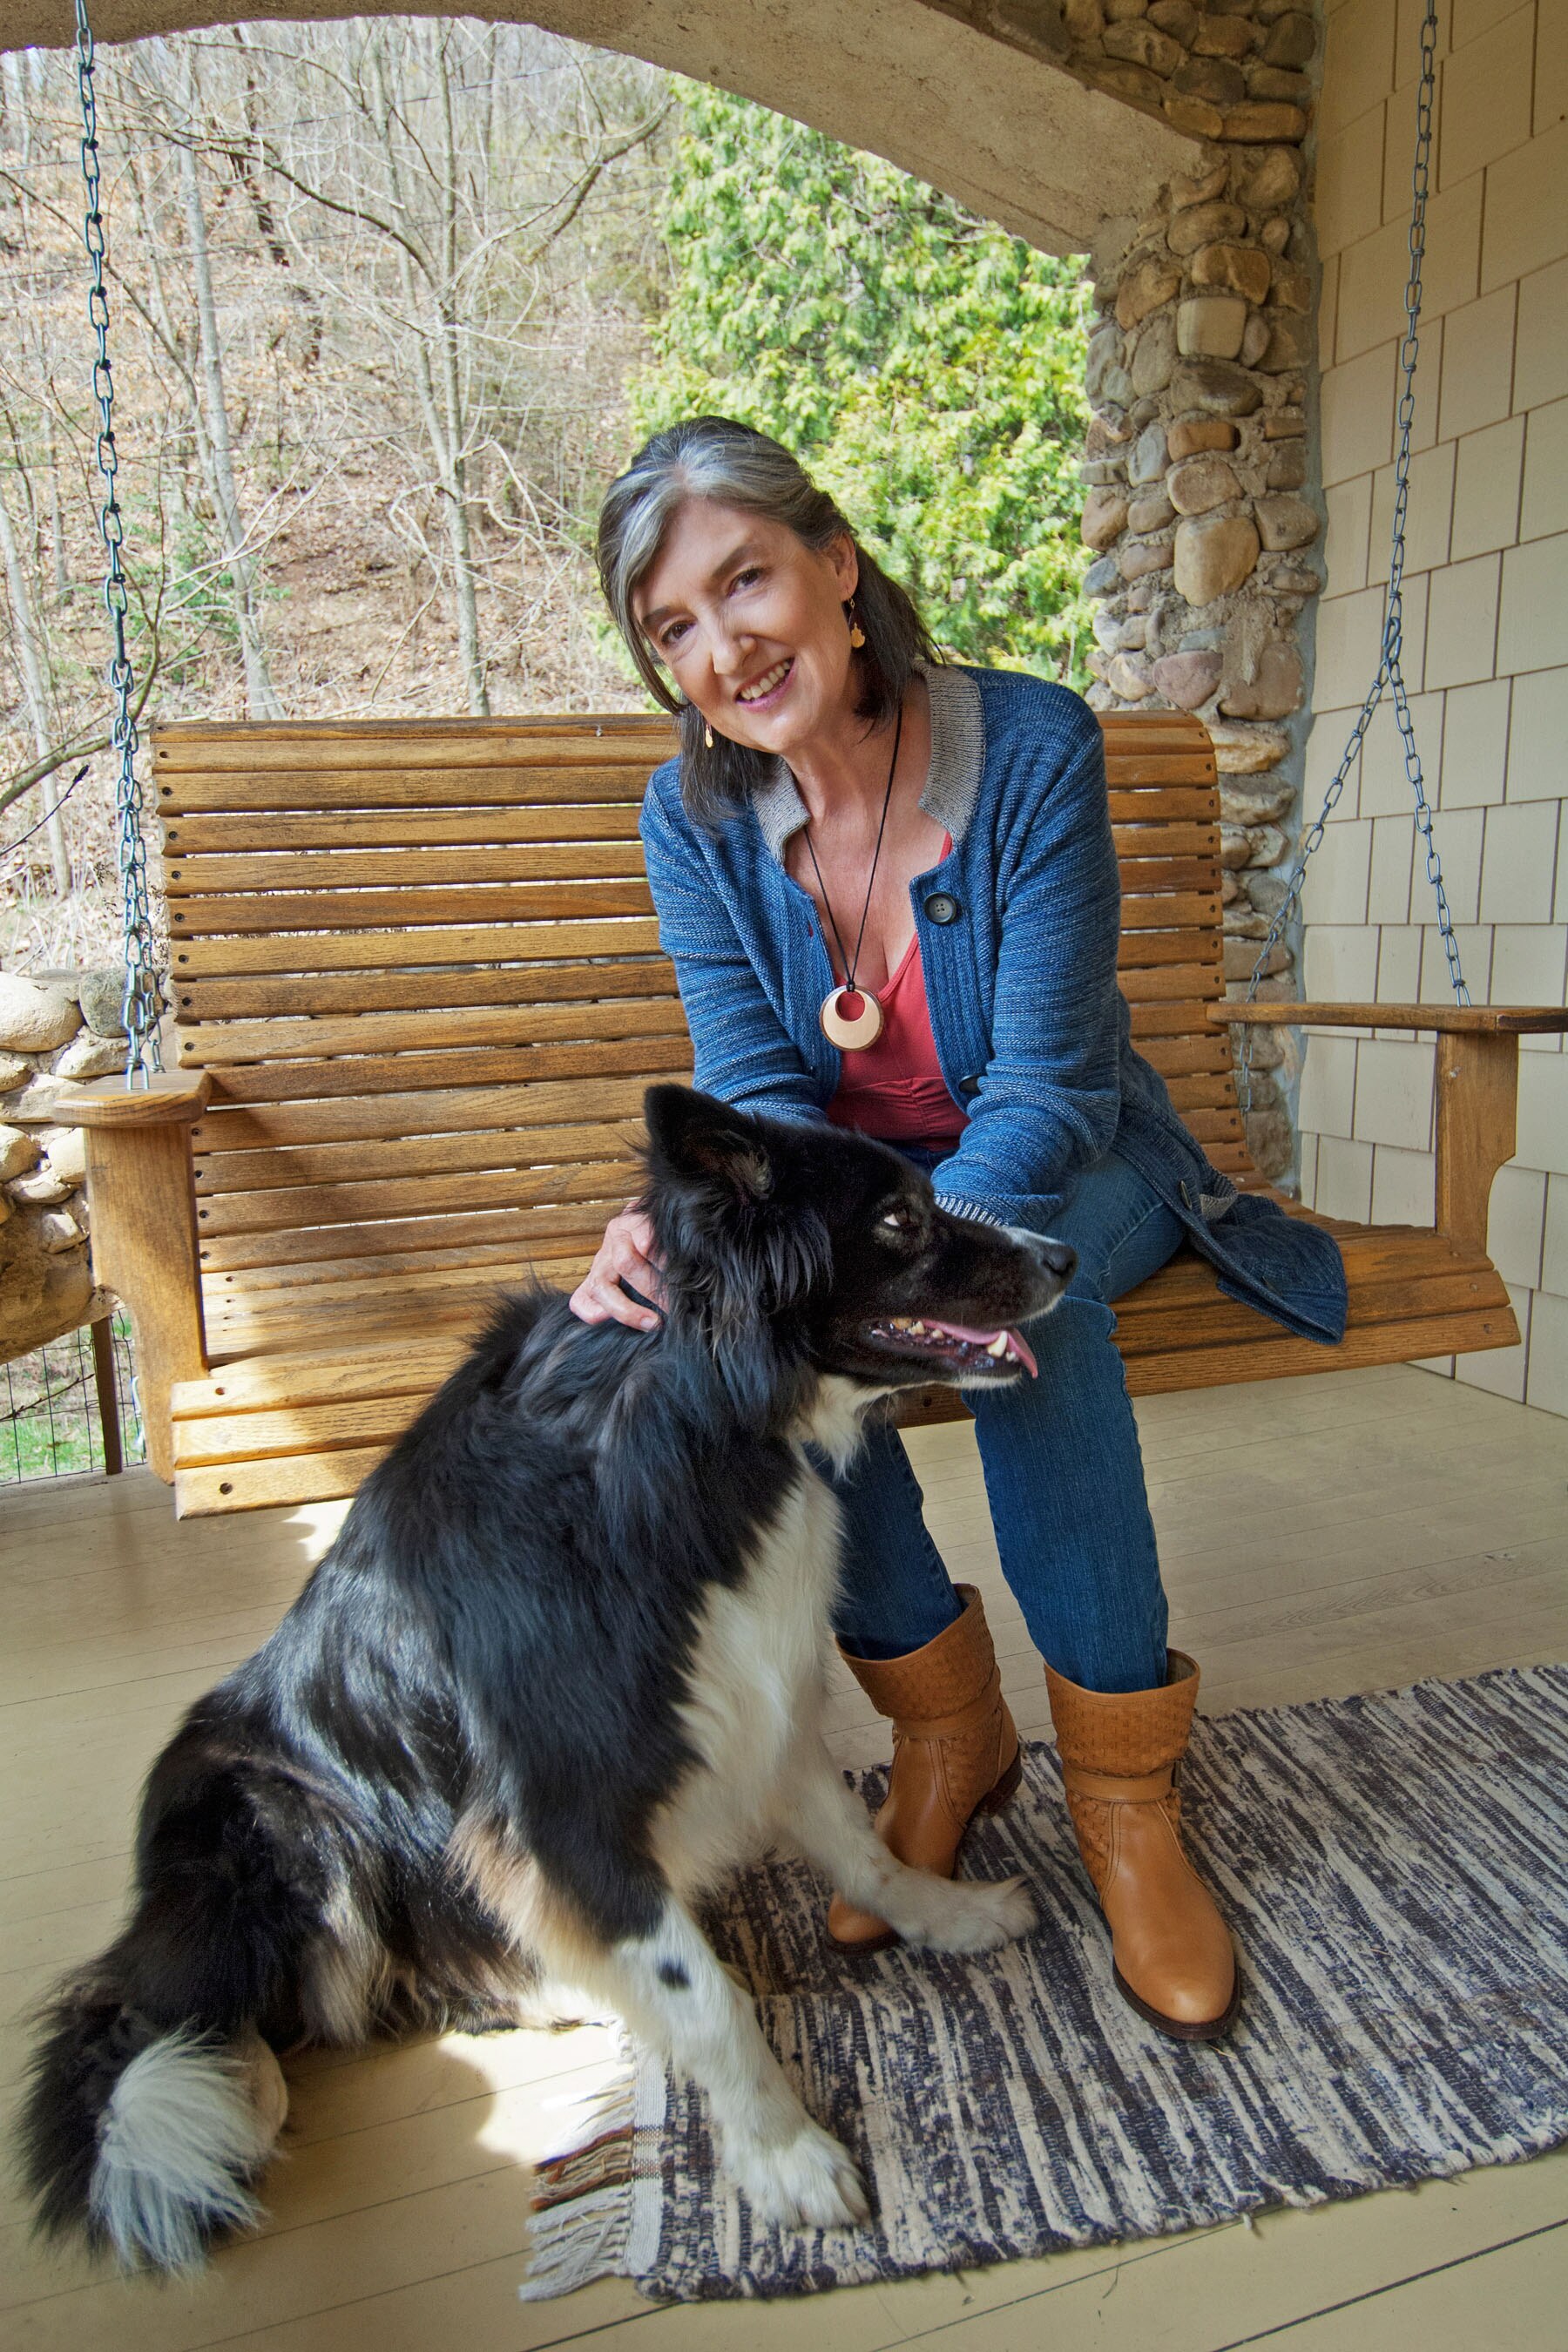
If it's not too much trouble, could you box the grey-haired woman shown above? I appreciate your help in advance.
[571,417,1345,2040]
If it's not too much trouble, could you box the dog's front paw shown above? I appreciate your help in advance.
[730,2120,870,2232]
[909,1873,1036,1954]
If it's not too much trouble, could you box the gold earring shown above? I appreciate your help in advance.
[705,720,714,748]
[848,599,866,650]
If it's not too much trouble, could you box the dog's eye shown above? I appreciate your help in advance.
[879,1205,918,1234]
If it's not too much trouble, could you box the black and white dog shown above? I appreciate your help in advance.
[21,1085,1071,2271]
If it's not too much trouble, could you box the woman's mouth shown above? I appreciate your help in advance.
[735,658,794,711]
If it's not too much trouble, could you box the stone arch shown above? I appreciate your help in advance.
[11,0,1199,258]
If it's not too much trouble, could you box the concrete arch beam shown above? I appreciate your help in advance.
[10,0,1200,260]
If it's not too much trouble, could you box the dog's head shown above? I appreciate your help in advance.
[641,1085,1073,1428]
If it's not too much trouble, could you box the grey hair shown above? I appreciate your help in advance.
[596,416,942,830]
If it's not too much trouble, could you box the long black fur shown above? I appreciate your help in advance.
[18,1085,1065,2268]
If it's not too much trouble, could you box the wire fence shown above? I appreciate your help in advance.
[1,1313,145,1483]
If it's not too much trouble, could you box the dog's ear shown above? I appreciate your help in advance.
[643,1085,772,1206]
[641,1086,827,1425]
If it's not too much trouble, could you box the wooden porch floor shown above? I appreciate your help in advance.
[3,1361,1566,2350]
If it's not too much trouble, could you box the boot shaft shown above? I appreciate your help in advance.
[1044,1650,1200,1782]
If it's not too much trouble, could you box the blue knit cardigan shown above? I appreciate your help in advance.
[639,661,1347,1345]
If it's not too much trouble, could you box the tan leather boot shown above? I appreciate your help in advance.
[1045,1651,1238,2041]
[827,1585,1022,1954]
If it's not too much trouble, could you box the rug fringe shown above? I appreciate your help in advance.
[519,2181,633,2301]
[518,2030,640,2302]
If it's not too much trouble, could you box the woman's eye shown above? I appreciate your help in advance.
[661,620,691,651]
[732,566,763,590]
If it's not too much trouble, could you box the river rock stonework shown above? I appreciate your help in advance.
[0,970,130,1359]
[1068,0,1321,1183]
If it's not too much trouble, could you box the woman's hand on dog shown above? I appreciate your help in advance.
[569,1202,666,1330]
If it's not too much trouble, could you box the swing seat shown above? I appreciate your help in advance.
[66,710,1565,1516]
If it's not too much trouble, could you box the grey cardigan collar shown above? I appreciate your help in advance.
[750,660,985,866]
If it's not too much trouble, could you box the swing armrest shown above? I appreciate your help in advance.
[69,1071,213,1126]
[1206,1005,1568,1255]
[71,1074,212,1482]
[1206,1004,1568,1034]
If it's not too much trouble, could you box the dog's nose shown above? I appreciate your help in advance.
[1037,1239,1077,1283]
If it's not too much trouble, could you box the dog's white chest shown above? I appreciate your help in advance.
[655,1463,841,1896]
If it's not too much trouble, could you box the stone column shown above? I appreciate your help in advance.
[0,969,128,1357]
[1059,0,1321,1184]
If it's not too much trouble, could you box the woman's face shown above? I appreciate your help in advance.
[633,498,861,755]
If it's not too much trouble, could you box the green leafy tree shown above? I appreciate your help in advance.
[630,87,1092,685]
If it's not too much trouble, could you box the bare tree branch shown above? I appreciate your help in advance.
[0,643,161,818]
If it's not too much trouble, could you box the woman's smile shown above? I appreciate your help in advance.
[735,656,795,709]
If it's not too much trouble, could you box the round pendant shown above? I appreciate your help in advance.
[820,986,884,1051]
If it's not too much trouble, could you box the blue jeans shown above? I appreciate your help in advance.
[828,1150,1184,1694]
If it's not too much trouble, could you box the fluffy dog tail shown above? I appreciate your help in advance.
[18,1722,319,2273]
[20,1977,288,2273]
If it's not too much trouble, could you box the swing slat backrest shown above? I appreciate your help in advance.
[154,708,1244,1367]
[127,703,1531,1515]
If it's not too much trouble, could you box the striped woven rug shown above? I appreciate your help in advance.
[520,1663,1568,2303]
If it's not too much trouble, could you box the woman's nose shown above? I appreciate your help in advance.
[709,626,749,676]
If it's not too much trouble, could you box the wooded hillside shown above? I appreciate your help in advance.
[1,25,1088,977]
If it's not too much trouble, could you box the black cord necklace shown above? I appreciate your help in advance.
[802,701,904,1051]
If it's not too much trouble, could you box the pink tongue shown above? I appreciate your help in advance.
[924,1318,1038,1379]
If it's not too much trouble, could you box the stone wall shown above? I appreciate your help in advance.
[0,971,128,1361]
[1059,0,1315,145]
[1062,0,1323,1181]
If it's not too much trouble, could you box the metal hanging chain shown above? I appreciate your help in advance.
[74,0,162,1086]
[1240,0,1465,1116]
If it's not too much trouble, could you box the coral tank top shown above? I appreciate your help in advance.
[825,841,967,1151]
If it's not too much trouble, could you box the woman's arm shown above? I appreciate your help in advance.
[639,769,828,1127]
[569,770,826,1331]
[932,724,1124,1229]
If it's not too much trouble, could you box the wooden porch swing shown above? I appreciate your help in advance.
[68,703,1566,1515]
[56,0,1568,1516]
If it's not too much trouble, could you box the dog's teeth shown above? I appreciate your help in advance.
[909,1321,928,1335]
[889,1316,912,1330]
[985,1333,1009,1357]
